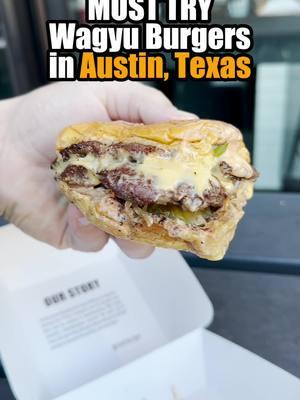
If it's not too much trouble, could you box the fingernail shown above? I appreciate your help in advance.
[172,110,199,120]
[79,217,90,226]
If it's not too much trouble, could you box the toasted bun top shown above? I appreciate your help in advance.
[57,119,243,150]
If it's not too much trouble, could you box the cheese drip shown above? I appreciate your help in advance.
[55,153,128,176]
[137,146,217,194]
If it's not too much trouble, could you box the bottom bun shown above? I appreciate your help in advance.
[59,181,248,261]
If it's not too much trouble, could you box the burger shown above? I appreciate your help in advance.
[52,120,257,261]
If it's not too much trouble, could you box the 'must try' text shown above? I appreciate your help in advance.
[86,0,214,22]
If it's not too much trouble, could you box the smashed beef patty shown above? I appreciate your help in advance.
[60,141,163,161]
[99,168,226,210]
[54,141,227,212]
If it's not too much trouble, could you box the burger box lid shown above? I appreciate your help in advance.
[55,329,300,400]
[0,226,299,400]
[0,224,213,400]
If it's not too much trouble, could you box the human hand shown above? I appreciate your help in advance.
[0,82,196,257]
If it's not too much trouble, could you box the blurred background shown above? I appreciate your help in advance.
[1,1,300,396]
[1,0,300,191]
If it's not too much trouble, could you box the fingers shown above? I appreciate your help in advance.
[65,205,154,258]
[114,238,155,259]
[66,205,109,252]
[93,81,198,124]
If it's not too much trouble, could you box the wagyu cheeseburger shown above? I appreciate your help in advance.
[52,120,257,260]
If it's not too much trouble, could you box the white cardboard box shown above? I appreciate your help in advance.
[0,225,299,400]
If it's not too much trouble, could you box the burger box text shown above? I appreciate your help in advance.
[0,225,299,400]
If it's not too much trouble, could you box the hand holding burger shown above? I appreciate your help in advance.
[0,82,196,258]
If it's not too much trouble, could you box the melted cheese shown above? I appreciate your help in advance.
[56,141,241,196]
[55,153,128,176]
[137,145,216,194]
[71,153,127,172]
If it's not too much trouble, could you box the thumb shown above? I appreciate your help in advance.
[94,82,199,124]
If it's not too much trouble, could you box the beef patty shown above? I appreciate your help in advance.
[60,141,162,161]
[55,141,227,212]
